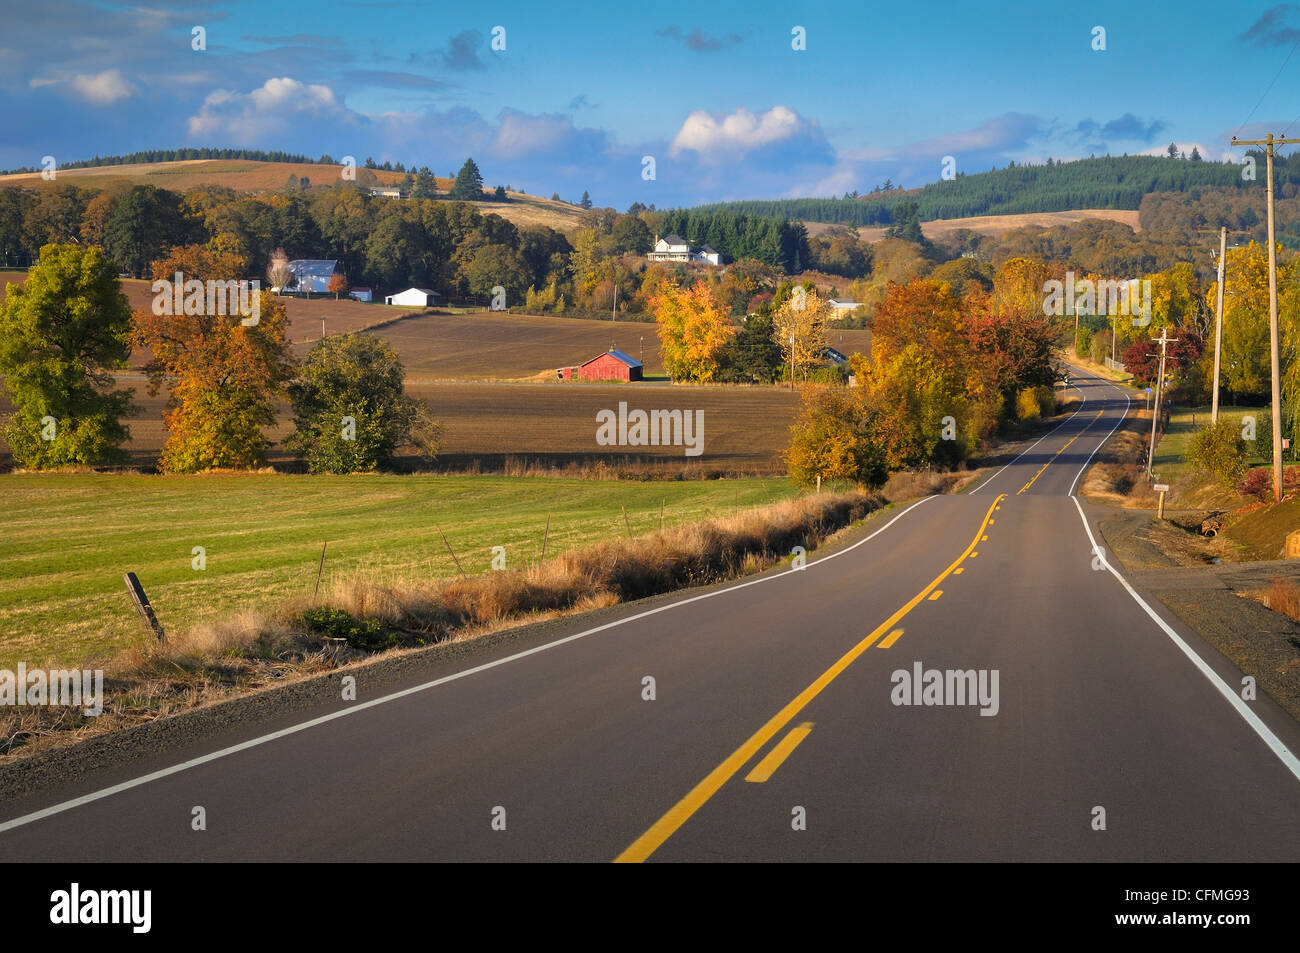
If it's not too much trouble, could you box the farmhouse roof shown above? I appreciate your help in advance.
[583,349,642,368]
[661,234,688,245]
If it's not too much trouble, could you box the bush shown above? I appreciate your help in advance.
[1239,468,1272,500]
[302,607,399,652]
[1186,420,1249,488]
[1016,387,1043,421]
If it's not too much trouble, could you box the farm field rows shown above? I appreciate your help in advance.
[0,473,795,670]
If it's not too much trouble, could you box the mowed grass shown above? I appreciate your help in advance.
[0,472,794,670]
[1152,404,1268,485]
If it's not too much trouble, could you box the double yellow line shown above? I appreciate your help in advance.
[614,493,1005,863]
[1016,410,1104,496]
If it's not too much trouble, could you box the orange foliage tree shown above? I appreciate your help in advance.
[133,244,296,472]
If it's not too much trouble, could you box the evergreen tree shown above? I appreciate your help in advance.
[450,158,485,200]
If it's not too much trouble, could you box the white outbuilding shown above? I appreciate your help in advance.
[384,287,439,307]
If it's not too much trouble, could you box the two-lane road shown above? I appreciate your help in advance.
[2,367,1297,861]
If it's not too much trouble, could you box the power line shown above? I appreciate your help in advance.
[1234,32,1300,141]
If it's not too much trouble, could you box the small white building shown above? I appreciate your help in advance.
[828,298,862,312]
[695,245,721,266]
[348,286,373,303]
[384,287,438,307]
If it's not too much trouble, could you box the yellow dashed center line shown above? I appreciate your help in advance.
[877,628,905,648]
[1016,410,1104,496]
[744,722,814,783]
[614,494,1005,863]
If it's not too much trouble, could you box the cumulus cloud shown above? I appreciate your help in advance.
[441,30,486,70]
[187,77,357,142]
[908,113,1046,157]
[490,108,609,159]
[669,105,824,159]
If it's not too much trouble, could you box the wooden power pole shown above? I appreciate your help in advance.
[1147,326,1178,478]
[1211,226,1226,424]
[1232,133,1297,502]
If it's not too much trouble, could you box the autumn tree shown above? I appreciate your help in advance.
[267,247,293,292]
[134,245,295,472]
[870,279,967,376]
[327,271,349,300]
[771,285,831,382]
[0,244,136,467]
[859,344,971,469]
[653,281,733,382]
[785,385,888,489]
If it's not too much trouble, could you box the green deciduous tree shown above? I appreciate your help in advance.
[0,244,136,467]
[286,334,441,473]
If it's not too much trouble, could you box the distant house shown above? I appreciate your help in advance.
[646,234,722,266]
[648,234,691,262]
[348,286,373,303]
[384,287,438,307]
[368,187,402,199]
[288,259,339,294]
[558,349,643,382]
[821,346,849,367]
[828,298,862,312]
[695,245,721,266]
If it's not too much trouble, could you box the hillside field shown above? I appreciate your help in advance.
[803,208,1142,243]
[0,473,795,670]
[0,159,589,234]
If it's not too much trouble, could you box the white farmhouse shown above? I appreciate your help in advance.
[648,234,692,262]
[828,298,862,312]
[647,234,721,266]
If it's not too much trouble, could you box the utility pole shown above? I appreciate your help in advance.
[788,333,796,390]
[1232,133,1296,502]
[1212,226,1226,424]
[612,283,617,322]
[1147,326,1178,478]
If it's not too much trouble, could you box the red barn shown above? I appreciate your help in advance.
[558,349,643,382]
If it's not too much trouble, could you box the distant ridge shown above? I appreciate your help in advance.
[686,153,1300,226]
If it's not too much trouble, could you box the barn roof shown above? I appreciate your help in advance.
[582,349,642,368]
[287,259,338,278]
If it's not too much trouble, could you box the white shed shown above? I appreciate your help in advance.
[384,287,438,307]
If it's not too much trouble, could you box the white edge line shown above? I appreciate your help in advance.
[1070,496,1300,782]
[969,380,1088,494]
[1068,373,1131,496]
[0,495,936,835]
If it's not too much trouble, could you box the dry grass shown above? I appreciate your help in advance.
[1079,420,1158,507]
[0,491,879,763]
[1259,578,1300,622]
[882,468,976,501]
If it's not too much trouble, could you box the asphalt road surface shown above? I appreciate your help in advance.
[2,367,1298,862]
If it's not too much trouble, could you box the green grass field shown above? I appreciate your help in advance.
[0,473,795,670]
[1151,404,1268,485]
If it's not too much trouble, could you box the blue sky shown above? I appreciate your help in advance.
[3,0,1300,208]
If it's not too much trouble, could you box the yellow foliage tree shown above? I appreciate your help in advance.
[772,286,831,382]
[652,281,733,382]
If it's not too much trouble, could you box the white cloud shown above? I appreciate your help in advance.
[187,77,357,141]
[492,111,585,159]
[669,105,809,159]
[29,68,133,104]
